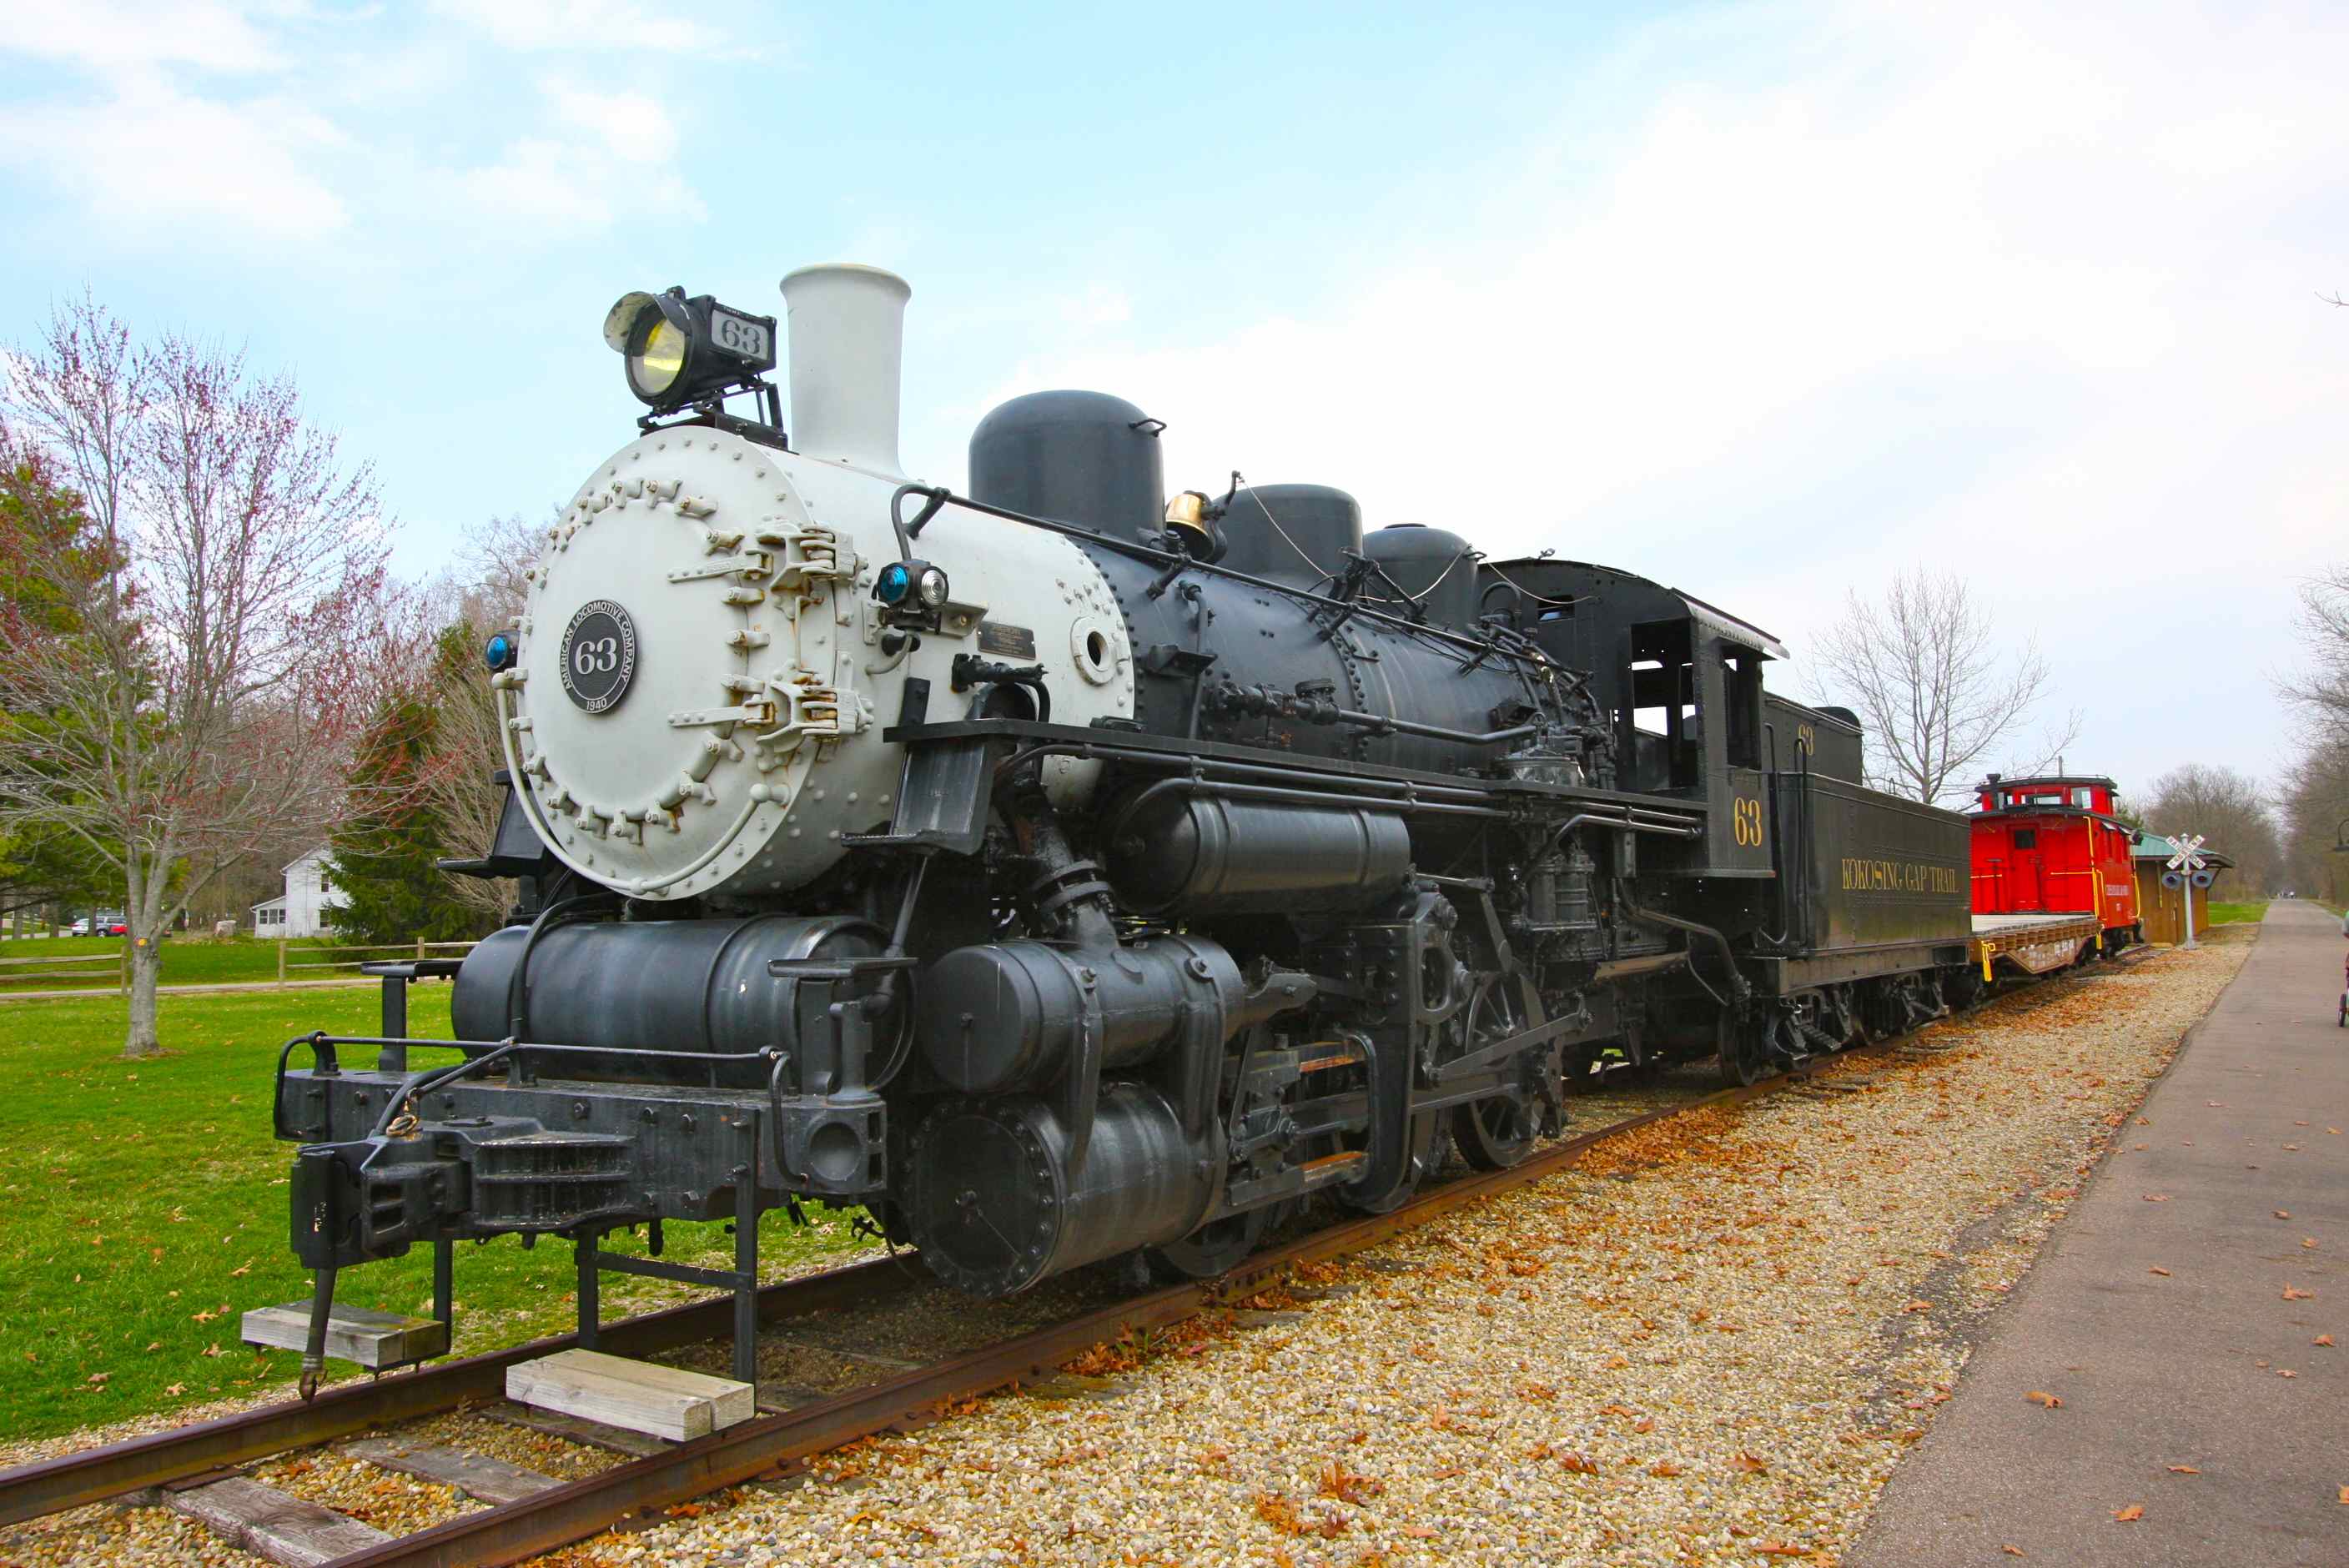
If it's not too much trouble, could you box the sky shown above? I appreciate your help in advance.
[0,0,2341,804]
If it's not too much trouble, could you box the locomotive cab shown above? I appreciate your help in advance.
[1483,559,1778,881]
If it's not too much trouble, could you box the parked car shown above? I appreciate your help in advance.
[68,918,91,936]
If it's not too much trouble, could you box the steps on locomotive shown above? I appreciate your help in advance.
[506,1347,755,1442]
[240,1301,449,1369]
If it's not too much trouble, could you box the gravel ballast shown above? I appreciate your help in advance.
[0,937,2249,1566]
[541,940,2249,1568]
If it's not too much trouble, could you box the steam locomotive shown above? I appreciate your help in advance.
[272,264,1975,1392]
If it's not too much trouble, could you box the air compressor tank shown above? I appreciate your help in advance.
[968,389,1164,537]
[1365,523,1479,631]
[1215,483,1362,587]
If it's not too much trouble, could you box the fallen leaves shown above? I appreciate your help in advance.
[84,1370,108,1386]
[2303,1239,2321,1250]
[2148,1266,2171,1277]
[163,1382,185,1396]
[2276,1210,2292,1220]
[2024,1390,2063,1409]
[2112,1505,2144,1522]
[2166,1465,2200,1475]
[2002,1546,2026,1557]
[2140,1194,2170,1204]
[199,1343,222,1358]
[1902,1299,1934,1314]
[1557,1451,1601,1475]
[1315,1462,1382,1505]
[2284,1286,2316,1301]
[2316,1335,2334,1348]
[1252,1493,1303,1536]
[1648,1460,1684,1478]
[1728,1451,1768,1474]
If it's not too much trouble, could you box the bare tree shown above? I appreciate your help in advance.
[2279,566,2349,746]
[2140,762,2281,893]
[1808,567,2080,806]
[412,513,542,922]
[0,297,411,1058]
[2276,565,2349,898]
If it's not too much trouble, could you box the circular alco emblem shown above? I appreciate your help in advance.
[559,600,638,713]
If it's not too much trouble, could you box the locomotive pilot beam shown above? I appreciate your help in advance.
[272,263,1999,1399]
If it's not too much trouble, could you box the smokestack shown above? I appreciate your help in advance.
[777,263,910,478]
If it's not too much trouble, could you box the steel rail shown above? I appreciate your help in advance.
[329,1073,1797,1568]
[0,1252,917,1527]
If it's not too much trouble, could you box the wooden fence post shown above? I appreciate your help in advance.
[278,940,288,987]
[416,935,426,960]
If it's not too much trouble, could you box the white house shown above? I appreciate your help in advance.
[252,846,340,938]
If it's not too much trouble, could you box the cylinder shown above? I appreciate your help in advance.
[916,932,1244,1095]
[908,1084,1215,1296]
[779,264,910,478]
[968,389,1164,537]
[1104,792,1412,916]
[451,915,895,1085]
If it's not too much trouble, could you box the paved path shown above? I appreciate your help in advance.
[1855,903,2347,1566]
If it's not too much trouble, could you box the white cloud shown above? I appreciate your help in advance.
[455,133,705,230]
[6,1,300,73]
[0,6,711,248]
[967,0,2348,788]
[544,78,679,164]
[430,0,724,53]
[0,70,348,239]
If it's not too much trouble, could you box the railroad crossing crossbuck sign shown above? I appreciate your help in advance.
[2164,832,2211,948]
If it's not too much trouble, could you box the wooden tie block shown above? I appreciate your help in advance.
[344,1437,561,1505]
[165,1476,391,1567]
[239,1302,448,1368]
[506,1348,755,1442]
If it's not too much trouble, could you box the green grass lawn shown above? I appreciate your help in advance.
[0,933,452,993]
[2206,900,2269,925]
[0,987,872,1443]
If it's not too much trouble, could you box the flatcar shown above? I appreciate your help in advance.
[269,264,2007,1398]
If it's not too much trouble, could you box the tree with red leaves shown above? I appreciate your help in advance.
[0,294,425,1058]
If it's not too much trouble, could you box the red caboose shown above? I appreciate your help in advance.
[1969,773,2142,950]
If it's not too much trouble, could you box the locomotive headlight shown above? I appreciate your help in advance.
[631,315,688,397]
[602,286,776,414]
[914,564,950,609]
